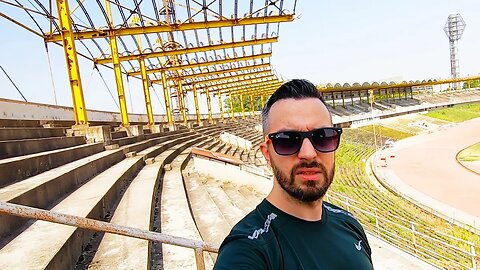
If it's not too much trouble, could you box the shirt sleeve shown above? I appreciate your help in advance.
[213,239,268,270]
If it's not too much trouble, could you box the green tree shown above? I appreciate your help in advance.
[463,79,480,89]
[224,95,264,113]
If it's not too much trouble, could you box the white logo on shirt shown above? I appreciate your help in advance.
[248,213,277,240]
[355,240,362,251]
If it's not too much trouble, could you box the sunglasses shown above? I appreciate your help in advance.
[265,127,343,155]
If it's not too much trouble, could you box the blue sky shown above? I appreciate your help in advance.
[1,0,479,114]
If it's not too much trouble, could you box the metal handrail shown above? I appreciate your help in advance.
[328,190,476,246]
[0,201,219,270]
[325,193,478,270]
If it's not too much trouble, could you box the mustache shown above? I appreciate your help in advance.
[292,160,324,173]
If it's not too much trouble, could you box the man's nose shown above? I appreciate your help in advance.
[297,137,317,160]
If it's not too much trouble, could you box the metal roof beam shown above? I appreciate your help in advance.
[209,78,281,93]
[45,15,294,42]
[133,53,271,76]
[194,75,276,92]
[224,82,282,95]
[96,37,277,64]
[165,63,271,82]
[192,70,273,87]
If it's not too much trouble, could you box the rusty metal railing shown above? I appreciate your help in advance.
[0,201,219,270]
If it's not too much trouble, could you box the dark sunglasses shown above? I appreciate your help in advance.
[265,127,343,155]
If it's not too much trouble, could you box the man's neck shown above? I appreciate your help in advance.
[266,189,323,221]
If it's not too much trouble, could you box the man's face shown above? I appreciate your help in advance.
[260,98,336,203]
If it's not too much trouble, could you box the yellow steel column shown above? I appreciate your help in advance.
[250,95,255,116]
[104,0,129,126]
[160,70,173,124]
[109,35,130,126]
[229,93,235,119]
[218,93,224,120]
[178,80,188,125]
[240,95,246,118]
[55,0,88,125]
[139,57,154,125]
[205,87,213,123]
[192,84,201,124]
[261,95,265,108]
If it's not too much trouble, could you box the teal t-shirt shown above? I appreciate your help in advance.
[214,199,373,270]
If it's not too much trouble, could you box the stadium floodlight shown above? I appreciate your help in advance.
[443,14,466,89]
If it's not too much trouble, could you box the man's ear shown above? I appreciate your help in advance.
[259,141,271,166]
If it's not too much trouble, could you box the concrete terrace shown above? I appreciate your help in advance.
[0,90,479,269]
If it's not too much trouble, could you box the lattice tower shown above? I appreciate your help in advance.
[443,14,466,89]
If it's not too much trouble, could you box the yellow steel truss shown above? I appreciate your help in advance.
[110,34,130,126]
[218,93,224,120]
[198,75,276,92]
[134,53,272,77]
[188,70,273,88]
[229,92,235,119]
[205,87,213,123]
[140,57,155,125]
[192,84,201,124]
[160,70,173,124]
[95,37,277,64]
[45,15,294,42]
[169,64,271,82]
[7,0,301,127]
[213,79,282,94]
[55,0,88,125]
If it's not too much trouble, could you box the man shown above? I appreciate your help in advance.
[214,79,373,269]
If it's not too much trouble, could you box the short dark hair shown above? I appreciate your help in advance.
[261,79,328,134]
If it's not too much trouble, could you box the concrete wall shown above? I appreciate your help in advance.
[0,98,260,126]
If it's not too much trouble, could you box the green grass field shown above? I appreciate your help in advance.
[458,143,480,162]
[425,102,480,122]
[359,125,415,140]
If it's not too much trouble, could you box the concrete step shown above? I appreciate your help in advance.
[222,183,257,214]
[111,130,127,140]
[197,175,245,227]
[0,136,86,159]
[238,186,264,205]
[182,167,231,247]
[158,136,220,269]
[0,142,105,188]
[88,158,165,269]
[0,127,66,141]
[86,135,198,269]
[0,133,198,241]
[0,155,146,270]
[112,128,190,147]
[0,132,199,269]
[0,146,123,241]
[210,142,226,153]
[161,152,214,270]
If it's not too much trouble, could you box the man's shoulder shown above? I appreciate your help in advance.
[215,206,280,269]
[324,201,362,225]
[324,201,368,238]
[219,205,279,250]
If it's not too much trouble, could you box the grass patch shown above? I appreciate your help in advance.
[359,125,414,140]
[458,143,480,162]
[425,102,480,122]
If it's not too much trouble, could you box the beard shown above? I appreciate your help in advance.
[271,159,335,203]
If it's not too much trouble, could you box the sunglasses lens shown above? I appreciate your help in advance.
[311,128,341,152]
[271,132,301,155]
